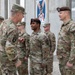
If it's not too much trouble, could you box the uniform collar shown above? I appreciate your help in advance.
[63,19,71,26]
[45,30,50,33]
[32,29,41,35]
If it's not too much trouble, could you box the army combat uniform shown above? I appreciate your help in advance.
[30,30,50,75]
[0,19,18,75]
[45,31,56,75]
[43,23,56,75]
[57,20,75,75]
[17,30,30,75]
[0,16,4,75]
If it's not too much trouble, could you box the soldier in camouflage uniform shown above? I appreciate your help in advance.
[0,16,4,75]
[57,6,75,75]
[0,16,4,25]
[29,18,50,75]
[17,22,30,75]
[43,23,56,75]
[0,4,25,75]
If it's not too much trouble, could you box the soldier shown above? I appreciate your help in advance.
[57,6,75,75]
[0,16,4,25]
[0,16,4,75]
[29,18,50,75]
[17,22,30,75]
[43,23,56,75]
[0,4,25,75]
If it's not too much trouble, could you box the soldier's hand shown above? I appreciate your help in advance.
[66,62,73,68]
[41,63,46,68]
[15,59,22,68]
[24,57,28,61]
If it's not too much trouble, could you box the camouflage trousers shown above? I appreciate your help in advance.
[59,63,67,75]
[0,53,17,75]
[30,61,47,75]
[58,56,67,75]
[0,61,17,75]
[17,58,28,75]
[45,56,53,75]
[0,62,2,75]
[59,57,75,75]
[0,70,2,75]
[65,63,75,75]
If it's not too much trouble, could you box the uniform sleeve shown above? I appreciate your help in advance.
[51,33,56,53]
[68,23,75,64]
[0,23,8,47]
[25,34,30,57]
[5,28,18,61]
[1,23,18,62]
[40,35,50,65]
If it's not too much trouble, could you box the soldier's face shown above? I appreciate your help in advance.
[59,11,66,21]
[17,12,24,22]
[17,25,24,30]
[44,25,50,32]
[30,22,38,30]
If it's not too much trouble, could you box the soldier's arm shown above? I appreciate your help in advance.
[51,33,56,53]
[25,34,30,58]
[41,34,50,65]
[5,27,18,62]
[68,23,75,64]
[0,22,8,47]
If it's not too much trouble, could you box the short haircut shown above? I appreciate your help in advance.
[30,18,41,25]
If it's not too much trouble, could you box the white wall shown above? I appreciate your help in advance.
[25,0,35,35]
[8,0,16,17]
[0,0,5,18]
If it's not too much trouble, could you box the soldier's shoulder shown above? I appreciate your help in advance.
[1,19,14,27]
[24,32,30,38]
[48,31,54,35]
[39,31,46,37]
[38,31,47,40]
[3,19,11,23]
[1,19,9,25]
[0,19,10,29]
[51,32,55,37]
[47,31,55,37]
[69,20,75,32]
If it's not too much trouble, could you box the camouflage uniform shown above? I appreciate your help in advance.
[0,16,4,75]
[57,20,75,75]
[0,4,25,75]
[17,25,30,75]
[45,31,56,75]
[30,30,50,75]
[0,19,18,75]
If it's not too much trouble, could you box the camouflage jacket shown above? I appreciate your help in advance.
[45,31,56,54]
[30,30,50,64]
[57,20,75,64]
[17,31,30,59]
[0,19,18,62]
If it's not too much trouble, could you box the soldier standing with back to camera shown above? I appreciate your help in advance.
[43,23,56,75]
[17,22,30,75]
[57,6,75,75]
[29,18,50,75]
[0,4,25,75]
